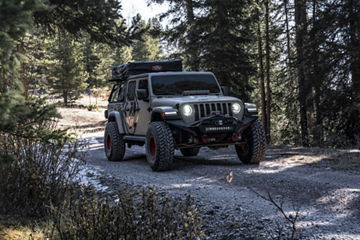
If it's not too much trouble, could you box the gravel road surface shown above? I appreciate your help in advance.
[83,132,360,240]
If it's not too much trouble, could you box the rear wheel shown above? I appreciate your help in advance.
[146,122,174,171]
[180,147,200,157]
[104,122,125,161]
[236,119,266,164]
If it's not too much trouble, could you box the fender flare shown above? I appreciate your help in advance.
[151,106,180,121]
[108,111,125,134]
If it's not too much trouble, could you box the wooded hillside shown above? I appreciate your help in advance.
[1,0,359,148]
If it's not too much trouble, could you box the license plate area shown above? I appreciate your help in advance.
[201,134,228,143]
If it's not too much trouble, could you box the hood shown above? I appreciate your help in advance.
[151,95,241,108]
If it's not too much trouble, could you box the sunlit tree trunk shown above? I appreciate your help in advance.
[256,0,267,132]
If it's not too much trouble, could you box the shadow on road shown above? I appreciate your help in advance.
[85,135,360,238]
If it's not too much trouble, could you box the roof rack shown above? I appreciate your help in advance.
[110,60,183,82]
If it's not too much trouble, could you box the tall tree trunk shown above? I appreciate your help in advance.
[284,0,291,69]
[265,0,271,143]
[349,0,360,94]
[185,0,200,71]
[216,0,225,50]
[295,0,309,146]
[311,0,323,146]
[256,0,267,132]
[17,43,28,99]
[63,90,68,106]
[347,0,360,143]
[214,0,228,87]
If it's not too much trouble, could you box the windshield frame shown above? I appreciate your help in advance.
[149,72,222,97]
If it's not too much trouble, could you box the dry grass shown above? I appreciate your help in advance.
[266,145,360,171]
[0,216,46,240]
[308,149,360,170]
[57,107,106,133]
[56,94,108,134]
[0,225,45,240]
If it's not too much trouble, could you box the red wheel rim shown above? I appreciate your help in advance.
[150,138,156,157]
[107,135,111,149]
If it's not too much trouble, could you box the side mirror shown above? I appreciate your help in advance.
[221,86,229,96]
[137,89,149,101]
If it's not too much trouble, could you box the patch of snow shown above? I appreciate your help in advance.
[72,160,110,192]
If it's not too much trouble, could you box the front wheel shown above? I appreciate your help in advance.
[104,122,126,161]
[236,119,266,164]
[146,122,174,171]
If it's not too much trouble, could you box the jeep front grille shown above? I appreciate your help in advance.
[194,103,233,120]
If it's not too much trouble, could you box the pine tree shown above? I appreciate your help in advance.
[82,36,100,90]
[150,0,202,69]
[47,30,87,105]
[131,16,162,61]
[0,0,43,93]
[113,46,133,65]
[33,0,145,46]
[201,0,256,100]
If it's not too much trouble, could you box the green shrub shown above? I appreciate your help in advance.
[0,96,83,217]
[87,104,99,111]
[0,95,204,239]
[0,134,84,217]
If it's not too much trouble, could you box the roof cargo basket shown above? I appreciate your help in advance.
[110,60,182,82]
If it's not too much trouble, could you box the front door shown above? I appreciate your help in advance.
[135,79,150,135]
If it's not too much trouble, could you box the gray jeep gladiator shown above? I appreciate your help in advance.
[104,60,266,171]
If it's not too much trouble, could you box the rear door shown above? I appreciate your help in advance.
[125,80,137,134]
[108,84,120,113]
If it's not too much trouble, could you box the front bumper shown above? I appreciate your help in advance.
[166,114,257,148]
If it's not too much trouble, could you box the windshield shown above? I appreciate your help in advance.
[151,74,221,95]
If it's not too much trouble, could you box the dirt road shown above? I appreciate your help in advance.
[83,132,360,239]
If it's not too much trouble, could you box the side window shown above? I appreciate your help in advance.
[127,81,136,100]
[110,85,120,102]
[118,84,125,102]
[138,79,148,91]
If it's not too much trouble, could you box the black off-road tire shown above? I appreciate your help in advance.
[146,122,174,171]
[180,148,200,157]
[235,119,266,164]
[104,122,125,161]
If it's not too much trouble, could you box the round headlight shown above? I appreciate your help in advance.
[182,104,193,117]
[231,103,241,114]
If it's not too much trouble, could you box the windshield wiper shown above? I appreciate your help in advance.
[182,90,210,96]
